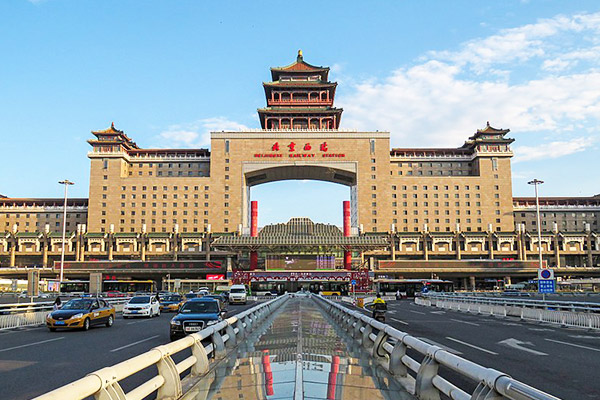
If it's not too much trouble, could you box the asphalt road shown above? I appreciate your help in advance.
[0,301,257,400]
[350,300,600,399]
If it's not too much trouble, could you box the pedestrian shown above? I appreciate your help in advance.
[53,296,62,311]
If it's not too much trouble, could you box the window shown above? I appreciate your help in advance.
[370,139,375,154]
[492,158,498,171]
[225,140,230,153]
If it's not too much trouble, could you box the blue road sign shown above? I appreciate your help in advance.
[351,280,356,286]
[538,279,555,294]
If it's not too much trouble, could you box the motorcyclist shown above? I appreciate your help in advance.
[372,293,387,319]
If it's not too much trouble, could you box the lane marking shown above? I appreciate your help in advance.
[498,338,548,356]
[450,318,480,327]
[569,335,600,340]
[391,317,409,325]
[126,319,154,325]
[445,337,498,355]
[110,335,161,352]
[409,310,426,315]
[0,337,64,353]
[418,337,463,355]
[430,311,446,314]
[545,338,600,353]
[528,328,554,332]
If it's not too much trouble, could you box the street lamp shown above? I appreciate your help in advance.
[58,180,74,291]
[528,179,544,269]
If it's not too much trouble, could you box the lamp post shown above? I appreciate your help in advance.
[528,179,544,270]
[58,180,74,291]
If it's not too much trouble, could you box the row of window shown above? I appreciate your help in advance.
[1,213,83,219]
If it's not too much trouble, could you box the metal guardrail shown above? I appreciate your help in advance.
[0,298,132,331]
[419,294,600,330]
[439,293,600,313]
[33,294,289,400]
[314,295,561,400]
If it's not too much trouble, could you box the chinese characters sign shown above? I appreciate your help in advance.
[254,142,345,158]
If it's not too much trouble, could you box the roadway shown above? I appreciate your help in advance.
[0,301,257,400]
[353,299,600,399]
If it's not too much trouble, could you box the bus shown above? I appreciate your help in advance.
[59,280,155,295]
[375,279,454,298]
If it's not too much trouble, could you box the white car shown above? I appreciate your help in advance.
[228,285,247,304]
[123,295,160,318]
[197,289,210,297]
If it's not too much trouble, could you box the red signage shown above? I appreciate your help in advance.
[254,141,345,158]
[206,274,225,280]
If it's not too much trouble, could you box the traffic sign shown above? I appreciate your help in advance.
[538,268,554,280]
[538,279,555,293]
[351,280,357,286]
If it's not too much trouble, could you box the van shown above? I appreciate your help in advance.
[229,284,247,305]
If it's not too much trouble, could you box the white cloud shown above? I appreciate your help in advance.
[513,137,593,163]
[339,11,600,156]
[156,117,249,148]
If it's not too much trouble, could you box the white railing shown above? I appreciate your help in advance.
[418,294,600,330]
[0,298,132,330]
[315,295,560,400]
[33,294,289,400]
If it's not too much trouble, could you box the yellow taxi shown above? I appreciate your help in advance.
[46,298,116,331]
[160,294,185,313]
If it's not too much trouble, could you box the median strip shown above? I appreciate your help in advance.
[110,335,161,352]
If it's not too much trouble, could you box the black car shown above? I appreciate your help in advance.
[169,298,225,341]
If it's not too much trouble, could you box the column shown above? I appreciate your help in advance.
[586,223,593,268]
[108,225,114,261]
[553,223,561,268]
[455,224,461,260]
[75,225,81,262]
[343,201,351,270]
[469,276,476,291]
[250,201,258,270]
[488,224,494,259]
[9,239,16,267]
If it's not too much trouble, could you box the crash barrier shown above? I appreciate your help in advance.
[437,292,600,312]
[0,298,132,331]
[315,295,560,400]
[418,294,600,330]
[33,293,289,400]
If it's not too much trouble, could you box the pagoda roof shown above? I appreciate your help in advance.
[263,81,336,88]
[467,122,511,141]
[270,51,329,81]
[90,122,139,149]
[258,107,343,114]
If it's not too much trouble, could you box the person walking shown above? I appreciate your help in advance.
[53,296,62,311]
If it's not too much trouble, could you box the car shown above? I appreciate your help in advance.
[105,291,125,298]
[123,295,161,318]
[184,292,198,300]
[170,298,225,341]
[46,298,115,331]
[18,291,28,299]
[197,289,210,297]
[198,286,210,292]
[228,284,247,305]
[160,294,184,313]
[202,294,226,311]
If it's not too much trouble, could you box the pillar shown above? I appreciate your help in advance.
[469,276,476,291]
[327,355,340,399]
[75,225,81,262]
[455,224,462,260]
[343,201,351,270]
[504,276,512,286]
[9,241,16,267]
[586,223,593,268]
[250,201,258,270]
[108,225,114,261]
[488,224,494,259]
[553,223,560,268]
[461,277,468,290]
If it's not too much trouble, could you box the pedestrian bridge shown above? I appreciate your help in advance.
[34,294,558,400]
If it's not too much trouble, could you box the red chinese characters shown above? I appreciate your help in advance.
[304,143,312,151]
[320,142,328,152]
[272,142,279,151]
[288,142,296,152]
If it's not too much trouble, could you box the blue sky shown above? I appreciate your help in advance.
[1,1,599,226]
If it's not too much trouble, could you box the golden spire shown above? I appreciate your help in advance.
[297,49,303,61]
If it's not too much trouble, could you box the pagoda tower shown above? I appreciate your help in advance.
[258,50,343,130]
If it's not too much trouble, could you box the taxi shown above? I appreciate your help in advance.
[160,294,184,313]
[46,298,116,331]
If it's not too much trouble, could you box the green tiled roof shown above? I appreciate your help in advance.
[16,232,40,238]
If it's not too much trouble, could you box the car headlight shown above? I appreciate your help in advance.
[46,313,52,319]
[170,319,181,325]
[71,313,84,319]
[143,305,151,309]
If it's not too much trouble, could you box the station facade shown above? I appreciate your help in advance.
[0,51,599,290]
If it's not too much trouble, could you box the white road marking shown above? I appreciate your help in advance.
[450,318,480,326]
[418,337,463,354]
[0,337,64,353]
[528,328,554,332]
[391,317,409,325]
[545,338,600,353]
[498,338,548,356]
[126,319,153,325]
[409,310,426,315]
[430,311,446,314]
[569,335,600,340]
[110,335,161,352]
[445,337,498,355]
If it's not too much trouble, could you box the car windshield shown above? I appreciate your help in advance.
[62,299,94,310]
[186,293,198,299]
[230,288,245,293]
[164,295,182,302]
[129,296,151,304]
[180,301,219,314]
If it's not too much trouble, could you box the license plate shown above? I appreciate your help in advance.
[185,326,202,332]
[131,310,138,314]
[55,321,65,325]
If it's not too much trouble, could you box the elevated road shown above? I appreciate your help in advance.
[0,302,256,400]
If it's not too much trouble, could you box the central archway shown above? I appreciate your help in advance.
[241,162,358,233]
